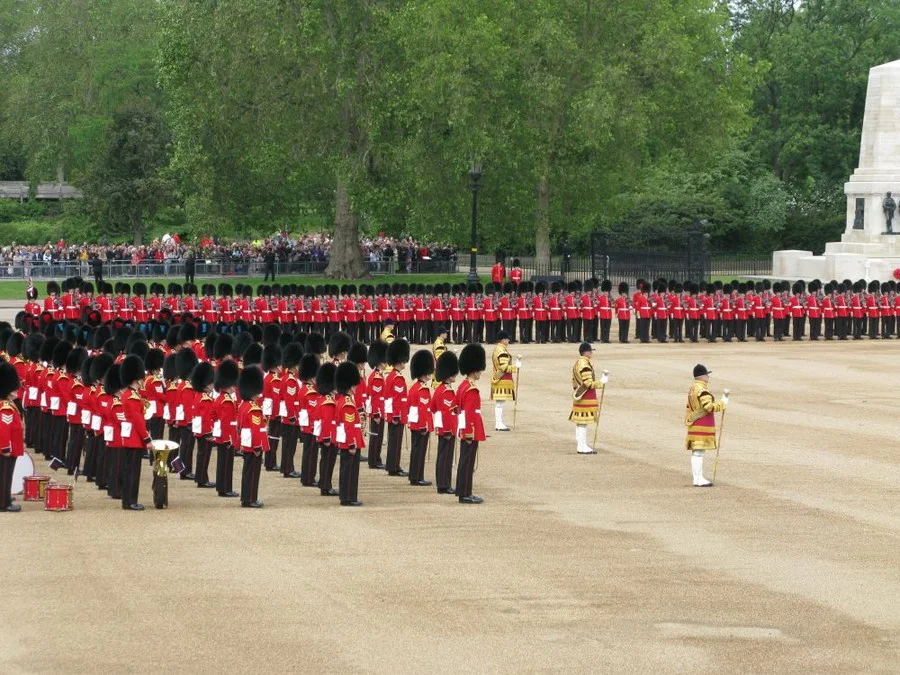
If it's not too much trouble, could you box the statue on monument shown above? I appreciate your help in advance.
[883,191,896,233]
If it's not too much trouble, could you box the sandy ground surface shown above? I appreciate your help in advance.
[1,305,900,673]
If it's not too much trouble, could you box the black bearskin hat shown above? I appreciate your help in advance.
[215,359,240,392]
[204,332,217,360]
[0,362,20,399]
[175,348,199,380]
[238,365,265,401]
[162,353,178,383]
[328,331,352,358]
[367,341,388,369]
[409,349,435,380]
[347,341,367,366]
[435,351,459,383]
[24,332,44,362]
[145,348,165,373]
[232,331,254,359]
[386,338,410,366]
[618,282,629,295]
[263,323,282,347]
[305,332,326,356]
[66,347,87,375]
[120,354,146,387]
[178,321,197,344]
[103,364,122,396]
[282,342,304,370]
[334,361,361,395]
[52,341,72,370]
[81,356,95,387]
[190,361,215,392]
[90,352,114,384]
[243,343,263,368]
[299,354,320,381]
[6,332,23,358]
[128,340,149,361]
[458,344,486,375]
[315,362,337,396]
[165,325,180,350]
[214,333,233,361]
[262,343,282,372]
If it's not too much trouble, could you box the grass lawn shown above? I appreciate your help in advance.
[0,273,471,300]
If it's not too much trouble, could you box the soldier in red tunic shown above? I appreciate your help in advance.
[365,341,388,471]
[383,339,410,477]
[0,363,24,512]
[119,355,152,510]
[237,366,267,508]
[430,351,459,495]
[407,350,435,487]
[334,362,365,506]
[456,344,486,504]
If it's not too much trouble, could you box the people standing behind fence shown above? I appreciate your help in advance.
[0,233,458,278]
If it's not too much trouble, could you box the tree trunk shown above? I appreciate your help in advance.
[535,176,551,267]
[133,207,143,246]
[325,176,368,279]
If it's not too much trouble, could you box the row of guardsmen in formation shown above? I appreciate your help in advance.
[27,276,900,347]
[0,314,497,511]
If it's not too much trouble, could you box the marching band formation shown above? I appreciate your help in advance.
[0,279,506,510]
[21,276,900,347]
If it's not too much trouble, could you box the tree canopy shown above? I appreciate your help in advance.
[1,0,899,265]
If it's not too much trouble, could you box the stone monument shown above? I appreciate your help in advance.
[773,59,900,281]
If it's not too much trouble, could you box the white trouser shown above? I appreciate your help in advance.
[495,402,508,429]
[691,450,711,486]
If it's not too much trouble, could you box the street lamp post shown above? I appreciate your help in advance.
[467,161,482,285]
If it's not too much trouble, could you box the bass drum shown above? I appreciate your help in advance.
[11,453,35,495]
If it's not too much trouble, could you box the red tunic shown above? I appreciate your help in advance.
[456,379,486,442]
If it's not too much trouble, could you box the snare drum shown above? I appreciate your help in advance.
[23,475,51,502]
[44,483,73,511]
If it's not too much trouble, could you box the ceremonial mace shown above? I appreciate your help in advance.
[513,354,522,430]
[591,370,610,450]
[712,388,730,485]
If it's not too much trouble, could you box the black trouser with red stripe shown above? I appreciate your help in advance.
[216,443,235,495]
[300,432,318,485]
[455,440,478,499]
[408,429,429,483]
[65,423,84,475]
[194,437,212,486]
[367,417,384,468]
[318,442,338,493]
[265,419,281,470]
[178,425,195,476]
[435,434,456,492]
[240,451,262,505]
[280,424,299,476]
[339,449,360,504]
[385,421,405,474]
[121,448,143,508]
[0,454,16,509]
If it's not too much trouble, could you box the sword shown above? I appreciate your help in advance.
[713,388,730,484]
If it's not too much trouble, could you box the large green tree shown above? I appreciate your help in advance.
[1,0,164,185]
[81,108,174,245]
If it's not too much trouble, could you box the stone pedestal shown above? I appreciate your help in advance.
[773,59,900,280]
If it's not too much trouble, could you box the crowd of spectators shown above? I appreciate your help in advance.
[0,231,458,277]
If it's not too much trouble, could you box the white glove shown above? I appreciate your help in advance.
[600,374,609,385]
[515,359,522,369]
[722,395,729,405]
